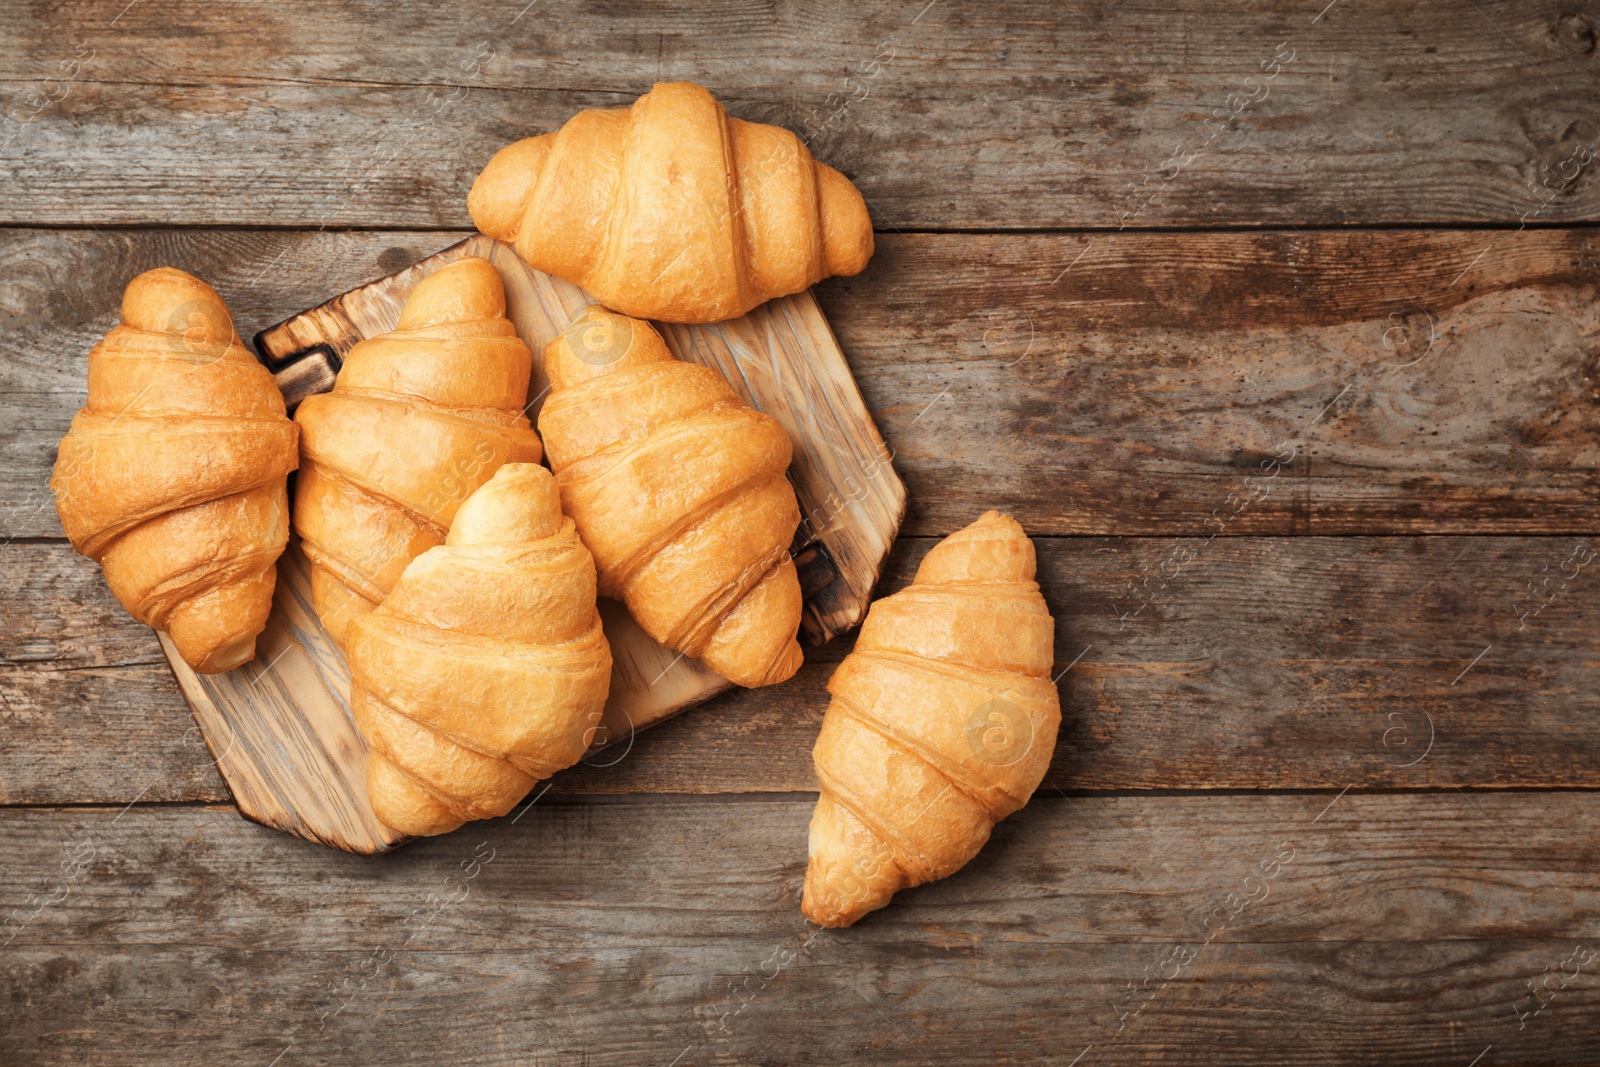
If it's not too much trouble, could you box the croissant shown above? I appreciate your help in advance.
[538,306,804,688]
[345,464,612,836]
[293,256,543,647]
[802,511,1061,927]
[468,80,875,324]
[50,268,299,673]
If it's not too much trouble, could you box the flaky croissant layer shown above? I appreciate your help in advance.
[346,463,612,838]
[470,80,874,323]
[293,256,543,648]
[539,305,804,689]
[51,267,298,673]
[803,511,1061,927]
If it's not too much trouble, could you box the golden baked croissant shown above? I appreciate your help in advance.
[469,80,874,324]
[51,268,298,673]
[345,464,612,837]
[293,256,543,647]
[538,306,804,688]
[802,511,1061,927]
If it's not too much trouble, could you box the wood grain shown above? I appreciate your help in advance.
[7,227,1600,540]
[4,794,1599,1066]
[3,1,1600,229]
[10,531,1600,804]
[6,7,1599,1064]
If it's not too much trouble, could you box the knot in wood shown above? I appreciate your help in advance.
[1551,12,1596,54]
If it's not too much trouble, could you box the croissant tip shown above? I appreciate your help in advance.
[800,904,854,929]
[429,254,503,291]
[120,267,238,342]
[191,636,259,674]
[445,461,564,547]
[644,80,720,109]
[396,256,507,331]
[970,509,1024,535]
[543,306,671,389]
[800,868,875,929]
[129,265,208,291]
[469,136,553,242]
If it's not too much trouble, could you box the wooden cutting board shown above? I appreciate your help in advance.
[159,234,905,855]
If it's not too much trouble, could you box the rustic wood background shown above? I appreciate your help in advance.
[4,1,1600,1064]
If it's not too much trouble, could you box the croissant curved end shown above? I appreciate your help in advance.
[165,567,277,674]
[801,791,905,928]
[542,305,673,390]
[366,750,467,837]
[121,267,239,348]
[817,164,875,279]
[396,256,507,331]
[447,462,563,547]
[915,509,1037,585]
[468,135,554,243]
[698,556,805,687]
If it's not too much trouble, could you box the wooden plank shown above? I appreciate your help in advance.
[10,531,1600,803]
[858,228,1600,538]
[3,1,1599,229]
[7,227,1600,540]
[3,794,1599,1065]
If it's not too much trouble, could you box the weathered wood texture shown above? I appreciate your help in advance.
[7,227,1600,540]
[3,1,1600,229]
[5,794,1599,1066]
[6,6,1600,1062]
[10,531,1600,803]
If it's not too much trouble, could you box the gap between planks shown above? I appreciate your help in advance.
[9,783,1600,814]
[20,533,1600,545]
[4,221,1600,235]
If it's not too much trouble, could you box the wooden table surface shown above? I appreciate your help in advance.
[5,2,1600,1064]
